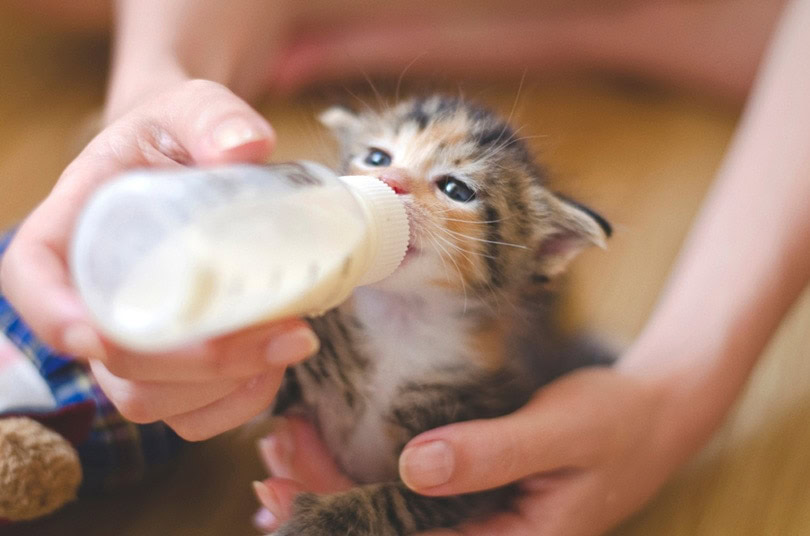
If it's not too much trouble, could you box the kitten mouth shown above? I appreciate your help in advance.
[400,244,419,267]
[402,200,418,250]
[401,204,421,264]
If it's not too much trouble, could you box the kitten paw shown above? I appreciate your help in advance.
[272,492,391,536]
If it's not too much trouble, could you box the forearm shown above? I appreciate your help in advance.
[622,0,810,462]
[106,0,284,122]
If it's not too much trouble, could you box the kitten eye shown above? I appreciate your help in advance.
[436,176,476,203]
[364,148,392,167]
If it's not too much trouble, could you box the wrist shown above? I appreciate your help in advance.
[103,47,272,125]
[618,329,742,467]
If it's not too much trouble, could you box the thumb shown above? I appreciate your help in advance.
[398,373,607,496]
[160,79,275,165]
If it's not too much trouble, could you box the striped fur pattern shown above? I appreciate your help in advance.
[271,95,612,535]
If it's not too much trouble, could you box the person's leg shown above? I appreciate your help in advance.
[276,0,788,100]
[5,0,789,99]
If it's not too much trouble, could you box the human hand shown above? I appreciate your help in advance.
[252,416,355,532]
[0,79,319,440]
[253,368,682,535]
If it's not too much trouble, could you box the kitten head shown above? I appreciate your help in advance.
[321,95,610,302]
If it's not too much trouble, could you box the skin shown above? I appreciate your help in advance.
[1,0,807,534]
[257,1,810,534]
[0,77,322,440]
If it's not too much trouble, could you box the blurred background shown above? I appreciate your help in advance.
[1,2,810,535]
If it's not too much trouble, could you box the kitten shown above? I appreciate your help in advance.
[269,95,613,535]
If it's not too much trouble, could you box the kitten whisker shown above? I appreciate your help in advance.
[427,232,470,310]
[425,235,453,287]
[455,82,466,106]
[428,226,515,309]
[504,134,549,147]
[361,70,386,113]
[431,232,481,266]
[439,227,529,250]
[474,124,530,163]
[395,53,427,104]
[478,71,527,164]
[426,223,491,282]
[340,84,378,117]
[424,222,519,315]
[504,69,527,132]
[439,215,513,225]
[473,74,527,165]
[427,205,514,227]
[429,226,500,260]
[428,228,501,313]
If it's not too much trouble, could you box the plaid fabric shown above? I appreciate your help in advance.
[0,230,184,494]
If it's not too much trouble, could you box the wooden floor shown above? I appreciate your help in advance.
[2,13,809,536]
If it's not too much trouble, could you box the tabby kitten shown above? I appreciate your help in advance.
[269,95,612,535]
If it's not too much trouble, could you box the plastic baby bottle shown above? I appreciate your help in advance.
[70,161,410,352]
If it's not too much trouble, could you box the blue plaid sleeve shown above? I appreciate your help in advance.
[0,229,185,494]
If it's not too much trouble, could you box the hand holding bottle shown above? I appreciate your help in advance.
[0,80,320,440]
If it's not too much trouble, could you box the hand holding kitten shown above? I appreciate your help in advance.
[255,367,682,536]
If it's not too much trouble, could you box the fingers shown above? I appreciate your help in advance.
[251,417,356,532]
[398,409,570,495]
[163,369,283,441]
[0,237,93,352]
[90,321,316,437]
[254,477,305,525]
[258,416,354,494]
[253,506,278,534]
[399,371,611,496]
[253,476,315,532]
[99,320,318,382]
[158,79,275,165]
[89,360,240,423]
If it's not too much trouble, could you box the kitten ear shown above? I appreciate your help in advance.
[535,194,611,277]
[319,106,363,134]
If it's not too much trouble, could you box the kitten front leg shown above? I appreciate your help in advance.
[273,481,515,536]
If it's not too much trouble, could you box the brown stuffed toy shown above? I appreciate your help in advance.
[0,417,82,521]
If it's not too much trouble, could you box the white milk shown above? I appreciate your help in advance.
[71,163,409,352]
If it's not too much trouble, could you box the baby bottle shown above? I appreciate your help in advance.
[70,161,410,352]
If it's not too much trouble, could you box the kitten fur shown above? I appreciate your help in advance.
[270,95,612,535]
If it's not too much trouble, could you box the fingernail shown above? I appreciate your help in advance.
[266,327,320,364]
[62,323,106,361]
[253,481,282,519]
[253,507,277,532]
[400,440,454,489]
[213,117,267,151]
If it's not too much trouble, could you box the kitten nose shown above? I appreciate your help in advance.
[377,168,411,195]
